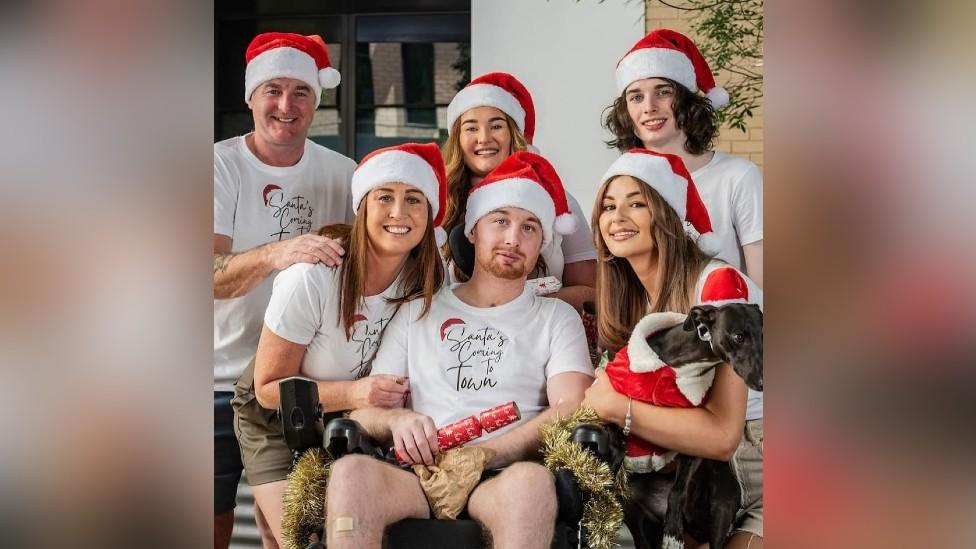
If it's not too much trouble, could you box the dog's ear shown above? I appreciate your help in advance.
[747,303,763,322]
[684,305,717,331]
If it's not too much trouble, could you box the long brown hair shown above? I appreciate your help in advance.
[320,199,444,338]
[439,113,529,281]
[601,78,718,155]
[592,175,711,354]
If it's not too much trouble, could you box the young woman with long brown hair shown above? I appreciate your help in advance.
[581,149,764,549]
[231,143,447,545]
[441,72,597,311]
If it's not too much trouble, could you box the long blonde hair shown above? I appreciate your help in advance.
[320,198,445,338]
[591,176,710,354]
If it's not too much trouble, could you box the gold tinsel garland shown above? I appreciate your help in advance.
[281,448,334,549]
[540,406,628,549]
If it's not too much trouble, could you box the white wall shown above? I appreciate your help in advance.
[472,0,645,218]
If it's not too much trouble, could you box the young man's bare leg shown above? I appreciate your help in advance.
[467,462,557,549]
[325,454,430,549]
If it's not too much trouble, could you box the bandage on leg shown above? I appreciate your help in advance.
[332,516,355,537]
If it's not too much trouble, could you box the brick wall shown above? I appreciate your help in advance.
[644,2,764,167]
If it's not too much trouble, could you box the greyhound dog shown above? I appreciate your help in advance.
[604,303,763,549]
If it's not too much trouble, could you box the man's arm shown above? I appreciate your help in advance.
[742,240,763,288]
[213,233,346,299]
[474,371,593,469]
[548,260,596,312]
[349,407,441,465]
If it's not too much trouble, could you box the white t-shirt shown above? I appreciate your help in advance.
[371,286,595,441]
[264,263,401,381]
[447,192,597,285]
[692,151,763,270]
[694,261,764,420]
[213,135,357,391]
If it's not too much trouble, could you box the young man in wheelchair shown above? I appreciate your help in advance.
[325,152,595,549]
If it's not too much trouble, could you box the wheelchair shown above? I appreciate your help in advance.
[279,377,614,549]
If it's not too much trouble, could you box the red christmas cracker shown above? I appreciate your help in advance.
[478,401,521,433]
[394,402,521,463]
[436,415,483,450]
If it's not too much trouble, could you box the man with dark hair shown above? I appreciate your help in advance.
[213,32,354,548]
[324,152,594,549]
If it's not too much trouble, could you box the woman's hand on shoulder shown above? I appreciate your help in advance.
[581,368,628,425]
[351,374,409,409]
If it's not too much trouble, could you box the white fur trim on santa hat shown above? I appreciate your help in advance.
[447,83,526,133]
[319,66,341,89]
[352,150,441,218]
[464,177,557,245]
[706,86,729,110]
[245,46,323,107]
[616,47,697,95]
[434,226,447,247]
[601,154,689,220]
[626,312,687,373]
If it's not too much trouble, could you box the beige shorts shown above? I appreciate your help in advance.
[731,418,764,537]
[231,361,293,486]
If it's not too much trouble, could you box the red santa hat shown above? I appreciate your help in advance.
[615,29,729,110]
[244,32,341,109]
[447,72,536,144]
[352,143,448,247]
[464,151,576,246]
[601,149,721,256]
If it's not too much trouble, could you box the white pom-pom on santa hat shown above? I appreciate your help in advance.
[615,28,730,111]
[319,66,341,89]
[705,85,729,110]
[601,149,719,256]
[434,226,447,248]
[464,151,577,246]
[351,143,448,243]
[244,32,341,109]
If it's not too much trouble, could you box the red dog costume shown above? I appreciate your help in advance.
[605,264,755,473]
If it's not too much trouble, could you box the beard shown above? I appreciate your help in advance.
[477,247,531,280]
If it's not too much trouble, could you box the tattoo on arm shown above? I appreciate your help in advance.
[213,253,237,274]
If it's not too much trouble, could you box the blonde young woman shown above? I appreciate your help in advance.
[581,149,764,549]
[440,72,597,311]
[231,143,447,545]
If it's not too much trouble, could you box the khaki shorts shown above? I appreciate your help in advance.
[731,419,764,537]
[231,361,293,486]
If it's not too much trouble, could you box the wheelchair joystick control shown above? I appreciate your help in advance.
[279,377,324,452]
[571,423,610,460]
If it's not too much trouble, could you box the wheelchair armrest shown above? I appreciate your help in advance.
[323,417,380,458]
